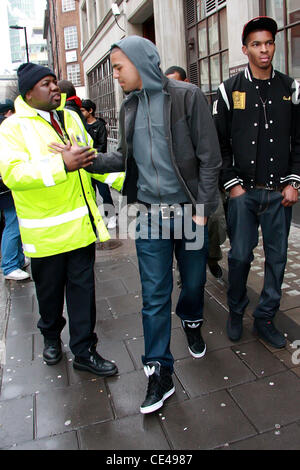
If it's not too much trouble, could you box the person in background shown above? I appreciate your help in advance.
[57,80,87,126]
[0,99,15,124]
[0,99,29,281]
[164,66,188,82]
[81,99,117,230]
[165,66,227,279]
[213,17,300,348]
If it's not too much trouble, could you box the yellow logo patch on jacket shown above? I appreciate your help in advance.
[232,91,246,110]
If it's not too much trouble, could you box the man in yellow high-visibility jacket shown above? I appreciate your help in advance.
[0,62,123,376]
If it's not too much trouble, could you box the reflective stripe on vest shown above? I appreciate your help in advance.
[23,243,36,253]
[38,157,56,187]
[18,205,89,229]
[104,172,123,185]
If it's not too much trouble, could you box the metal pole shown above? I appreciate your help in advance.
[24,27,29,62]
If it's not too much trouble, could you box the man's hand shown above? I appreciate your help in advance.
[229,185,246,198]
[49,134,96,172]
[192,215,207,226]
[281,185,299,207]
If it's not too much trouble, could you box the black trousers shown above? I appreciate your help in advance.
[31,243,97,358]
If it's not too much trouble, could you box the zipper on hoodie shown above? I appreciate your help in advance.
[144,90,162,204]
[164,92,196,207]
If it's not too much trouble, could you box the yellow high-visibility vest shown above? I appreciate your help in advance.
[0,95,124,257]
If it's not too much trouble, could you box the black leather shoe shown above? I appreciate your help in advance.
[73,351,118,377]
[227,312,243,341]
[253,318,286,349]
[43,338,62,365]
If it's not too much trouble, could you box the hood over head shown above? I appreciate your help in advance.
[111,35,163,92]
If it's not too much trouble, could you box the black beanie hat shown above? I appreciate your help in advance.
[17,62,56,98]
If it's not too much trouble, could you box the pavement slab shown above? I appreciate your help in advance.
[78,414,171,450]
[228,370,300,433]
[7,431,79,450]
[0,395,34,448]
[35,378,114,440]
[174,348,256,398]
[158,390,256,450]
[220,423,300,450]
[0,356,69,401]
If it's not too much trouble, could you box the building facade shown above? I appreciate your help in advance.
[44,0,85,95]
[78,0,299,136]
[7,0,48,69]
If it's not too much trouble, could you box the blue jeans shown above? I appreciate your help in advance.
[227,189,292,319]
[1,206,25,275]
[135,210,208,372]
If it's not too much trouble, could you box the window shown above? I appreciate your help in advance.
[88,54,118,147]
[185,0,229,104]
[64,26,78,50]
[62,0,76,12]
[261,0,300,80]
[67,63,81,86]
[66,50,77,63]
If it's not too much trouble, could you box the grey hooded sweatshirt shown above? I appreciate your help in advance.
[112,36,188,204]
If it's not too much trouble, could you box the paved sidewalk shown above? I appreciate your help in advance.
[1,224,300,450]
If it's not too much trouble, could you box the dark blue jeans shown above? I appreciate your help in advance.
[1,206,25,275]
[227,189,292,319]
[135,210,208,372]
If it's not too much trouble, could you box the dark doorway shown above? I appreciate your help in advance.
[143,16,156,44]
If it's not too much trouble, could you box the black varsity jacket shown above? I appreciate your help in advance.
[213,65,300,191]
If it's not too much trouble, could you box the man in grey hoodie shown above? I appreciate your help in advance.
[51,36,221,414]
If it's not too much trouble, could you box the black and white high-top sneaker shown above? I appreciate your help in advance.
[181,320,206,358]
[140,361,175,414]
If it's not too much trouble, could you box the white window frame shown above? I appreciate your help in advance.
[64,26,78,50]
[67,63,81,86]
[62,0,76,12]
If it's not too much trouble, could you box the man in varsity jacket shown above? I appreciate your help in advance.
[213,16,300,348]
